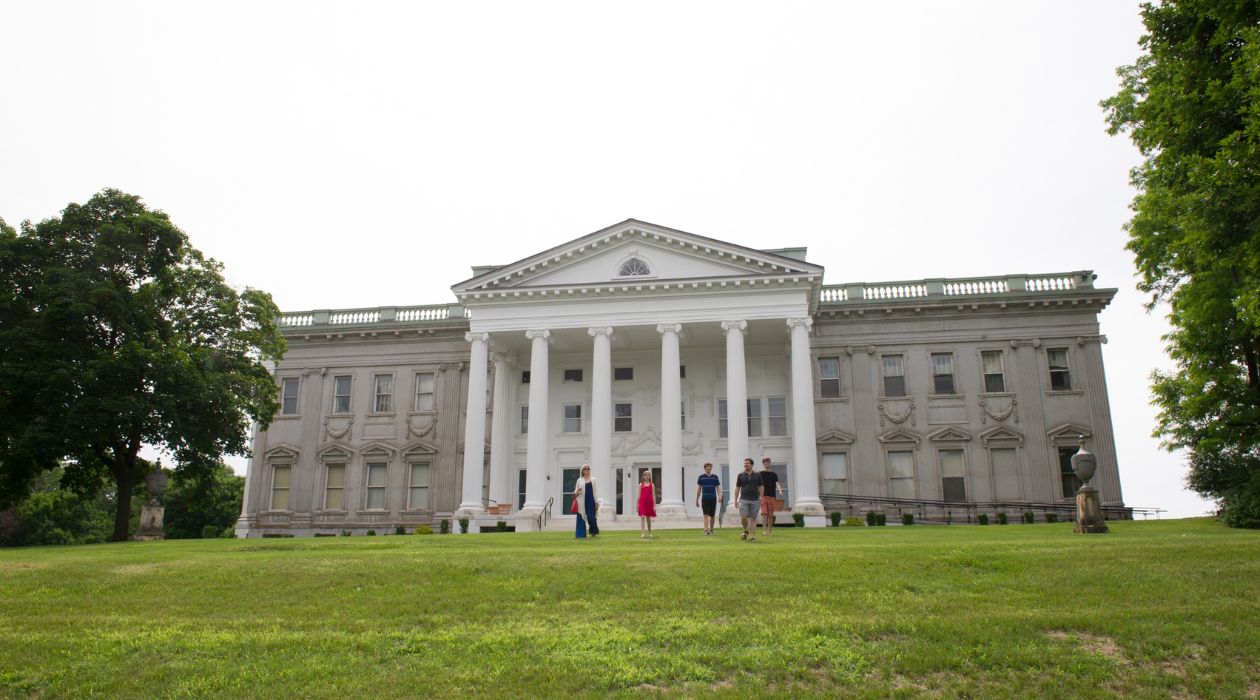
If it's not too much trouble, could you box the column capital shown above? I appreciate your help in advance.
[465,331,490,343]
[524,329,551,341]
[786,317,814,330]
[587,326,614,338]
[656,322,683,335]
[721,319,747,334]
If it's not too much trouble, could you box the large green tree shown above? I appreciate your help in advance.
[1103,1,1260,527]
[0,190,285,540]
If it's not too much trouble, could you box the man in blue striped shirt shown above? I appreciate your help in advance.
[695,462,722,535]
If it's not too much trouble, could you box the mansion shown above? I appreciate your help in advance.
[236,219,1123,535]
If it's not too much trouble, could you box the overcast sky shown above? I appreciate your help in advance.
[0,1,1210,517]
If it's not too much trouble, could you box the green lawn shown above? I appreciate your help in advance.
[1,519,1257,698]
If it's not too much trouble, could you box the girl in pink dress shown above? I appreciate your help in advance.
[637,469,657,539]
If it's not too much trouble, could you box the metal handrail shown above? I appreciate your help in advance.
[819,493,1162,523]
[537,496,555,531]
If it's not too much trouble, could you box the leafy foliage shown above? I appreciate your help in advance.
[0,190,285,540]
[161,463,245,539]
[1103,2,1260,526]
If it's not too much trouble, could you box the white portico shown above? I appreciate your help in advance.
[451,219,828,524]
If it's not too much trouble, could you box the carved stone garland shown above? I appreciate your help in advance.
[979,397,1019,424]
[877,400,915,427]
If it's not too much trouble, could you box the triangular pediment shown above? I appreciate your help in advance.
[928,427,973,442]
[1047,423,1092,446]
[317,444,353,461]
[817,429,856,445]
[264,444,300,461]
[452,219,822,297]
[980,425,1025,446]
[402,441,439,458]
[877,428,920,445]
[360,442,397,458]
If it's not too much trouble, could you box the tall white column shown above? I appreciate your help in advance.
[588,327,614,516]
[657,323,686,516]
[487,352,514,512]
[523,329,551,513]
[458,331,490,516]
[788,317,825,519]
[722,320,749,506]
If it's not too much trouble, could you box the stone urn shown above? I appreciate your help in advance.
[145,469,168,505]
[1070,442,1096,488]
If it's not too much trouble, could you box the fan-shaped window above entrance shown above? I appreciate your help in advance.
[618,258,651,277]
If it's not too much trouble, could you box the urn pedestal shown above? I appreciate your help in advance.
[1070,442,1109,534]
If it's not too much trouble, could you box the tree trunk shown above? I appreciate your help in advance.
[111,476,133,542]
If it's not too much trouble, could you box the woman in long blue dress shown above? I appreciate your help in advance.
[574,464,600,538]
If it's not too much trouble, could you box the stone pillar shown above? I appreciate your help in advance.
[657,322,686,516]
[788,317,826,521]
[488,352,514,512]
[588,327,615,516]
[522,329,551,514]
[457,332,490,516]
[723,320,749,506]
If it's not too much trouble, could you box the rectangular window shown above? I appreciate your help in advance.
[408,462,430,509]
[414,372,435,411]
[270,465,291,510]
[818,357,841,398]
[563,368,583,383]
[519,406,529,434]
[680,401,687,432]
[747,398,762,437]
[940,449,966,501]
[324,464,345,510]
[614,367,634,381]
[931,353,955,395]
[991,448,1020,500]
[1049,349,1071,390]
[517,469,527,509]
[679,365,686,378]
[521,371,530,384]
[718,399,728,438]
[373,374,394,413]
[614,403,633,432]
[563,404,582,433]
[821,453,848,495]
[882,355,906,397]
[365,463,388,510]
[279,378,299,415]
[767,397,787,436]
[333,375,353,413]
[1058,447,1081,498]
[887,451,915,499]
[981,351,1006,393]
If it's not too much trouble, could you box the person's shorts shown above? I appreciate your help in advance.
[761,495,777,515]
[738,500,760,518]
[701,497,716,517]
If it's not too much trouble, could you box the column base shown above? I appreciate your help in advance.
[792,500,826,517]
[455,504,485,518]
[655,503,688,519]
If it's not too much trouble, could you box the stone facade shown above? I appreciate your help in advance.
[237,220,1120,536]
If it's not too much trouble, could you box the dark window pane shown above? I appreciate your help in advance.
[984,374,1006,393]
[884,376,906,397]
[934,374,955,395]
[563,369,583,383]
[942,476,966,502]
[614,367,634,381]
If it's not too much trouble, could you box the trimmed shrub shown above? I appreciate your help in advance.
[395,525,406,535]
[201,525,222,539]
[1022,512,1035,524]
[843,517,864,527]
[1221,474,1260,529]
[440,519,450,534]
[366,529,377,536]
[458,517,470,534]
[997,512,1009,525]
[875,513,887,526]
[414,525,434,535]
[219,527,235,538]
[830,512,842,527]
[902,513,915,526]
[314,533,335,537]
[496,520,509,532]
[866,511,878,526]
[1045,513,1059,523]
[979,513,990,525]
[340,530,352,536]
[792,513,805,527]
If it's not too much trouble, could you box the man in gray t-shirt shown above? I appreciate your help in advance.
[734,457,763,542]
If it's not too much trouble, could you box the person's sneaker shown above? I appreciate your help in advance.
[740,532,747,540]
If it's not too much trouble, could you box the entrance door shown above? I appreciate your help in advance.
[629,465,662,512]
[615,468,623,515]
[558,467,581,517]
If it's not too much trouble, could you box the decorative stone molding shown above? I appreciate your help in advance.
[877,399,916,426]
[979,396,1019,424]
[465,331,490,343]
[1075,335,1108,346]
[721,319,747,334]
[587,326,614,338]
[405,414,438,439]
[656,322,682,335]
[525,329,551,341]
[438,361,464,372]
[1009,338,1042,348]
[322,416,354,442]
[360,442,397,459]
[681,431,705,455]
[402,441,439,458]
[786,317,813,330]
[816,429,856,445]
[613,426,661,454]
[264,444,301,461]
[1047,423,1093,447]
[317,444,352,461]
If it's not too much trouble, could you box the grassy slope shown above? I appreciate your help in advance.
[1,519,1257,699]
